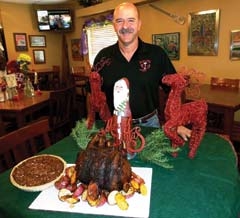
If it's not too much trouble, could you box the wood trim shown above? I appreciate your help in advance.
[76,0,157,17]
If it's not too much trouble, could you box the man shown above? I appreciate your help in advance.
[87,2,191,141]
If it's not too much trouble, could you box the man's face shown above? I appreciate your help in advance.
[113,3,141,46]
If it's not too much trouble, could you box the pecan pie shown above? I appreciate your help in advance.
[10,154,66,192]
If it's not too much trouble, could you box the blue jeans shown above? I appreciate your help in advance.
[137,114,160,128]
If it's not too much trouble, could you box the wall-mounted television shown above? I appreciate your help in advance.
[36,9,73,32]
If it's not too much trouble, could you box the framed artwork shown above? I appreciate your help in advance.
[71,38,83,61]
[13,33,28,51]
[29,35,46,47]
[188,9,220,56]
[230,30,240,60]
[33,49,45,64]
[152,32,180,60]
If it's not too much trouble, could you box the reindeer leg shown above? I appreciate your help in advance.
[188,122,206,158]
[164,120,185,157]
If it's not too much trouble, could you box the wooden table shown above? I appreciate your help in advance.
[0,91,50,134]
[186,84,240,140]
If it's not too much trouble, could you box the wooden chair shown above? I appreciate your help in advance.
[48,85,76,143]
[71,66,88,119]
[0,118,51,173]
[232,121,240,143]
[71,66,87,95]
[47,65,61,90]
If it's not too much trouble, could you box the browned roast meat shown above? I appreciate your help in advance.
[75,146,132,191]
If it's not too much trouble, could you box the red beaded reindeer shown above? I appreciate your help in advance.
[162,73,208,158]
[87,71,112,129]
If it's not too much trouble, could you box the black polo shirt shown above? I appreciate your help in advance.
[92,38,176,119]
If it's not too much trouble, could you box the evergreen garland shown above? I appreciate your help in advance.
[70,119,99,150]
[138,129,179,169]
[70,120,179,168]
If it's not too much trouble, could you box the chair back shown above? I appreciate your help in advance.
[48,86,75,142]
[211,77,240,90]
[0,119,51,173]
[71,66,88,95]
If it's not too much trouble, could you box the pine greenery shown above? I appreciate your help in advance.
[70,120,179,168]
[138,129,179,169]
[70,119,99,150]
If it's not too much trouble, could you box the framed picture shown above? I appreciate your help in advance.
[33,49,45,64]
[71,38,83,61]
[230,30,240,60]
[29,35,46,47]
[13,33,28,51]
[188,9,220,56]
[152,32,180,60]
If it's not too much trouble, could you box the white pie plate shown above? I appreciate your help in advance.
[10,154,67,192]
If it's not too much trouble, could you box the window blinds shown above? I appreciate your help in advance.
[86,24,118,66]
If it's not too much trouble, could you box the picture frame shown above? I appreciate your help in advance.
[152,32,180,60]
[33,49,45,64]
[230,30,240,60]
[71,38,83,61]
[188,9,220,56]
[13,33,28,51]
[29,35,46,47]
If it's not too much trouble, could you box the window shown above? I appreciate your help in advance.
[86,24,118,66]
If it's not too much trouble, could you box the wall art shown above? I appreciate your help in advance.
[33,49,45,64]
[188,9,220,56]
[152,32,180,60]
[29,35,46,47]
[13,33,28,51]
[230,30,240,60]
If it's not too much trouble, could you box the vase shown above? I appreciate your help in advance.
[24,78,35,97]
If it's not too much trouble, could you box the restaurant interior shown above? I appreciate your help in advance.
[0,0,240,168]
[0,0,240,217]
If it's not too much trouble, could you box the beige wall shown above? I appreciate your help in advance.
[1,3,60,70]
[138,0,240,83]
[1,0,239,82]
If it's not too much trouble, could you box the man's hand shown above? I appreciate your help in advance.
[177,126,191,141]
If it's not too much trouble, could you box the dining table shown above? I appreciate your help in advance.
[0,91,49,133]
[0,126,239,218]
[185,84,240,141]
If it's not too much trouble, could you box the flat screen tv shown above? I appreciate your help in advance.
[36,9,73,32]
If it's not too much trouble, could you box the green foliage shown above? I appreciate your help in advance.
[138,129,179,169]
[70,119,99,150]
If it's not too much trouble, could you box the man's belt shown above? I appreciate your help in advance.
[132,110,157,125]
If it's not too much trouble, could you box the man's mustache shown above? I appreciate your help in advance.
[119,28,134,34]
